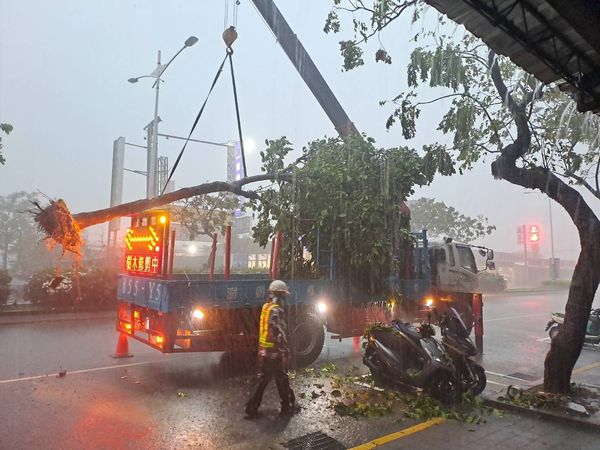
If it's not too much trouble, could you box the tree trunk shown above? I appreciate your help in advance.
[488,53,600,393]
[1,241,7,270]
[74,173,289,229]
[33,173,292,254]
[492,161,600,393]
[543,243,600,392]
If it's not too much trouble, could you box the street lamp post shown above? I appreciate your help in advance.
[128,36,198,198]
[548,198,557,280]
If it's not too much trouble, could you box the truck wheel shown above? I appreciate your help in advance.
[290,314,325,368]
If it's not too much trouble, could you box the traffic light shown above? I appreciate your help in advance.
[517,226,524,244]
[528,224,540,254]
[528,225,540,243]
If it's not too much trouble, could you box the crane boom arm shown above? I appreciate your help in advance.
[251,0,358,137]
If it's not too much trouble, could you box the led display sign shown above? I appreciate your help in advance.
[123,211,169,277]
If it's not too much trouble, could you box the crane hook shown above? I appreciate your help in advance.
[223,26,238,53]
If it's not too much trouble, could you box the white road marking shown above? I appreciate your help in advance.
[484,370,535,383]
[484,313,548,323]
[486,380,509,387]
[537,337,551,343]
[353,381,385,392]
[0,358,170,385]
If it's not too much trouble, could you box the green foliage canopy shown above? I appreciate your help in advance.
[408,197,495,244]
[325,2,600,198]
[171,193,240,240]
[0,192,53,273]
[252,135,436,293]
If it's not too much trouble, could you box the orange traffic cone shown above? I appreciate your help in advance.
[111,333,133,358]
[353,336,360,353]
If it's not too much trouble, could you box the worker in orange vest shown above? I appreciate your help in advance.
[245,280,296,416]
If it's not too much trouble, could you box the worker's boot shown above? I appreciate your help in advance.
[245,402,260,417]
[280,390,296,415]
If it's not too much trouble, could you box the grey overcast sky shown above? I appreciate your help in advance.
[0,1,594,260]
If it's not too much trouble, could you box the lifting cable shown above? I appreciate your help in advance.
[161,23,248,195]
[161,53,228,195]
[228,48,248,179]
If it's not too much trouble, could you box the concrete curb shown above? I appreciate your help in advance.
[0,310,115,326]
[482,397,600,433]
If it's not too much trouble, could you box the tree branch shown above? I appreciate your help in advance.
[564,171,600,201]
[596,157,600,193]
[74,173,292,229]
[488,50,531,169]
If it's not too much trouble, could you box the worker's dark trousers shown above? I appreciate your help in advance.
[246,352,294,412]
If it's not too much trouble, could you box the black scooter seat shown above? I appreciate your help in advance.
[392,320,422,343]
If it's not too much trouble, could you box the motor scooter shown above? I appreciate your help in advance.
[545,308,600,344]
[437,307,486,396]
[363,317,460,403]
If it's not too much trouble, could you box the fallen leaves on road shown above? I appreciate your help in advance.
[291,362,496,423]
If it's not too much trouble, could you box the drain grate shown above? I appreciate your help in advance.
[282,431,346,450]
[508,372,538,381]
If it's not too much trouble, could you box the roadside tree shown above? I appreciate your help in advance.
[0,192,53,273]
[408,197,495,243]
[326,1,600,393]
[171,193,239,240]
[0,123,13,165]
[0,270,10,305]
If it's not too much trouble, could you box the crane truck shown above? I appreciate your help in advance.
[115,0,493,366]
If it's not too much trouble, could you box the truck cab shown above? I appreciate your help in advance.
[430,241,480,294]
[427,238,494,330]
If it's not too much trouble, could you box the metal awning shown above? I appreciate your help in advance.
[423,0,600,113]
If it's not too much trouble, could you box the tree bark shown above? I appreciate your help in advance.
[543,243,600,392]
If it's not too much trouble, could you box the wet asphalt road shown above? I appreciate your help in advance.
[1,290,599,449]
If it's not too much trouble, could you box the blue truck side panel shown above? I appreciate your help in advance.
[117,275,339,313]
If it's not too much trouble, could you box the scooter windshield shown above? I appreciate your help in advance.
[447,307,469,337]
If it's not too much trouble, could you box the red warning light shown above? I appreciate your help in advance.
[528,225,540,242]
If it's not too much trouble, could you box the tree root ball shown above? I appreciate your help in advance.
[33,199,83,255]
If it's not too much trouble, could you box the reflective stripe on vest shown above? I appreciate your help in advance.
[259,302,279,348]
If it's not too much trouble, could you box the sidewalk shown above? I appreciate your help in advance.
[0,309,114,325]
[349,375,600,450]
[482,368,600,432]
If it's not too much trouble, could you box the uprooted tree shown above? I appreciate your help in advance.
[32,173,291,257]
[326,1,600,393]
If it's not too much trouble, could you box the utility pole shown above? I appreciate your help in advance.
[109,137,125,247]
[522,224,529,283]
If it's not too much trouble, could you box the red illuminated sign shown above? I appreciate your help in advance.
[123,212,169,277]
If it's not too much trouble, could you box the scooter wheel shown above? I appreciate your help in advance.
[549,325,560,340]
[468,363,486,396]
[364,347,385,385]
[428,371,461,404]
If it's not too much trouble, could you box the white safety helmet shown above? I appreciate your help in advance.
[268,279,290,295]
